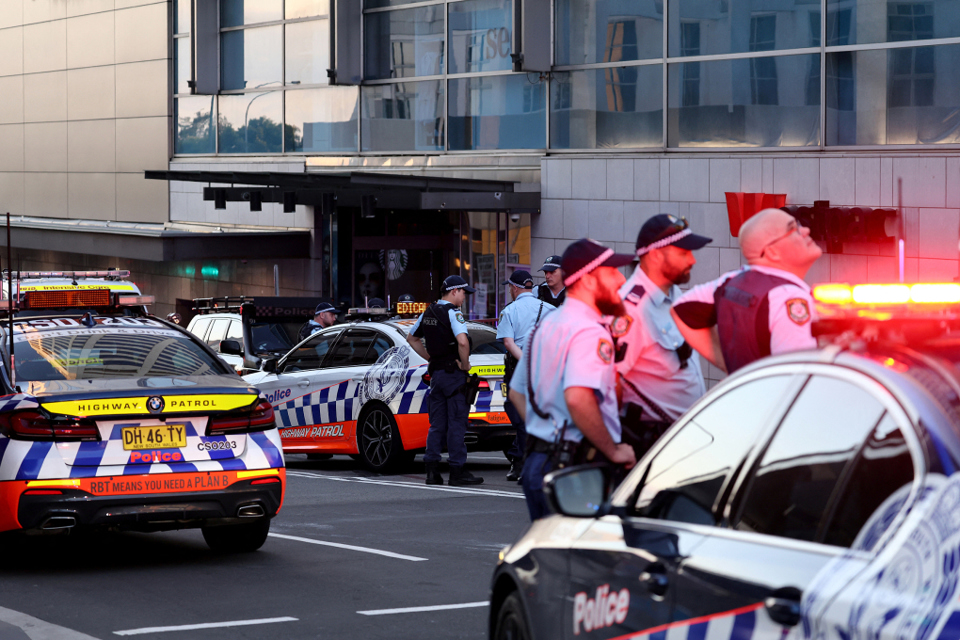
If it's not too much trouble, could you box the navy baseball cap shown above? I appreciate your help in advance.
[442,275,477,294]
[561,239,634,286]
[397,293,415,303]
[314,302,340,315]
[636,214,712,256]
[503,270,534,288]
[539,255,562,272]
[367,297,385,308]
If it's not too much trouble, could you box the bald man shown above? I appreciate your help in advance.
[671,208,823,374]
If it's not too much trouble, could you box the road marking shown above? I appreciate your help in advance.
[269,532,427,562]
[287,471,525,499]
[0,605,100,640]
[358,602,489,616]
[114,617,297,636]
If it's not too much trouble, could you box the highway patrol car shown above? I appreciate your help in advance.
[490,282,960,640]
[0,278,284,552]
[244,308,513,472]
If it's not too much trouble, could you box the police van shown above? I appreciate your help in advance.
[490,281,960,640]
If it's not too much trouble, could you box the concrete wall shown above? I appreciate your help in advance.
[0,0,170,224]
[536,152,960,385]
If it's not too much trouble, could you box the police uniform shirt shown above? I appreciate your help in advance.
[510,297,621,445]
[537,282,565,307]
[615,267,706,421]
[673,265,817,355]
[409,300,469,338]
[496,291,553,351]
[298,319,322,342]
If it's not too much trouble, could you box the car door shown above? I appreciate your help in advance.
[563,373,799,639]
[669,371,914,638]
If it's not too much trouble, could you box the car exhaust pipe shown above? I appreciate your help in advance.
[237,503,265,518]
[41,515,77,531]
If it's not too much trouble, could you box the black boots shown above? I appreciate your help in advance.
[425,463,443,485]
[506,460,522,483]
[449,467,484,486]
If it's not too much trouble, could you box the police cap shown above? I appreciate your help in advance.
[561,239,634,286]
[503,270,534,288]
[314,302,341,315]
[539,255,562,272]
[442,275,477,294]
[636,214,712,256]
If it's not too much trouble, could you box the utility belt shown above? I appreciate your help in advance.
[427,356,460,374]
[527,436,606,469]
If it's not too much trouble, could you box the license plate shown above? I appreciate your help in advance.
[501,383,508,397]
[122,424,187,451]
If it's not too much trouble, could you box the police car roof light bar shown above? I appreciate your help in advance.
[4,270,131,281]
[814,283,960,306]
[192,296,255,313]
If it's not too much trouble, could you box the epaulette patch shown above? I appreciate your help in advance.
[625,284,646,305]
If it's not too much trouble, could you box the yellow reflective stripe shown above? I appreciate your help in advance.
[42,394,257,417]
[237,469,280,479]
[469,365,505,376]
[26,479,81,488]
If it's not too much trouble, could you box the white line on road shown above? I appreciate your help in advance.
[268,532,427,561]
[287,471,525,499]
[358,602,489,616]
[113,617,297,636]
[0,605,101,640]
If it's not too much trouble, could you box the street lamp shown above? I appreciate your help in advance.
[242,80,293,152]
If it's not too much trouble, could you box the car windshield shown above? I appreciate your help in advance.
[249,321,299,354]
[2,317,225,382]
[469,328,505,355]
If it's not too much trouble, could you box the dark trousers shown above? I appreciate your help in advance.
[521,451,554,521]
[424,368,468,468]
[503,359,526,462]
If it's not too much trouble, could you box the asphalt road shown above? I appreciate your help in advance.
[0,454,530,640]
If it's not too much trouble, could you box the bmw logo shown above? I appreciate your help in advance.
[147,396,164,414]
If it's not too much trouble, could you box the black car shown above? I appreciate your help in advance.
[490,282,960,640]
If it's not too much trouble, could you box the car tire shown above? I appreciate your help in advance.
[356,403,410,473]
[201,518,270,553]
[493,592,532,640]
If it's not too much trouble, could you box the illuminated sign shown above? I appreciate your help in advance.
[397,302,428,315]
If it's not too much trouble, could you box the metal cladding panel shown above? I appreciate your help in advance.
[195,0,219,95]
[333,0,361,85]
[519,0,551,73]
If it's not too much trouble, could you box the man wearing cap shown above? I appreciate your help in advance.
[497,270,554,482]
[536,255,566,307]
[297,302,340,342]
[407,275,484,486]
[672,208,823,375]
[509,239,637,520]
[615,215,712,457]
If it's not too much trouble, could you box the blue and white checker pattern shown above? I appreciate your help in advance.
[623,602,796,640]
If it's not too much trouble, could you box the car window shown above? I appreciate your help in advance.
[368,334,394,362]
[821,414,915,550]
[734,375,887,544]
[226,320,243,346]
[282,330,342,372]
[469,328,506,355]
[325,330,378,367]
[189,317,212,342]
[250,321,296,354]
[206,318,230,348]
[632,375,794,524]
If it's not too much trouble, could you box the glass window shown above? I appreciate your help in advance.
[287,0,330,19]
[822,415,915,550]
[364,6,445,80]
[826,44,960,145]
[221,0,282,27]
[221,26,283,91]
[632,375,794,524]
[365,0,425,7]
[368,334,394,361]
[176,0,191,34]
[286,19,330,86]
[189,317,212,342]
[668,0,820,57]
[555,0,662,66]
[448,0,514,75]
[448,75,545,150]
[735,376,887,543]
[283,330,342,372]
[286,87,359,152]
[206,318,230,347]
[250,321,297,354]
[361,80,445,151]
[176,96,216,154]
[325,330,378,367]
[218,91,283,153]
[226,320,244,347]
[175,37,192,95]
[826,0,951,46]
[551,66,663,149]
[667,54,821,148]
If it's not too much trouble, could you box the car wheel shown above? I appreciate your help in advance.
[356,404,409,473]
[494,592,531,640]
[201,518,270,553]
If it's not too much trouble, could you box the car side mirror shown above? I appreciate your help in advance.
[261,357,279,374]
[219,340,243,356]
[544,464,610,518]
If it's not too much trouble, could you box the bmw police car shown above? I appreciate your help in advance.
[490,281,960,640]
[0,274,284,552]
[244,308,513,472]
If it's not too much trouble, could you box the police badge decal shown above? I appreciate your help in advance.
[786,298,811,325]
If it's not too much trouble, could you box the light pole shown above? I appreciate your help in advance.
[242,80,289,152]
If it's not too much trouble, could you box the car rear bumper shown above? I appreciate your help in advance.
[466,418,516,451]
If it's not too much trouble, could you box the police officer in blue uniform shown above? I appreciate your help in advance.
[510,239,637,520]
[537,255,566,307]
[497,270,554,482]
[297,302,340,342]
[407,276,484,486]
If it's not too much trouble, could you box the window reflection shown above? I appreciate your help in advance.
[175,37,191,95]
[176,96,215,154]
[827,0,953,46]
[218,92,284,153]
[176,0,191,34]
[221,0,283,27]
[556,0,662,65]
[221,26,283,91]
[364,6,445,80]
[286,20,330,85]
[448,75,545,150]
[286,87,359,152]
[286,0,330,19]
[448,0,514,75]
[361,81,444,151]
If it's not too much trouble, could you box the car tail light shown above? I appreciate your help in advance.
[0,411,100,441]
[23,489,63,495]
[478,380,489,389]
[207,400,275,436]
[250,477,280,485]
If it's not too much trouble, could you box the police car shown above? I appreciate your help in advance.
[244,308,513,473]
[0,276,284,552]
[490,281,960,640]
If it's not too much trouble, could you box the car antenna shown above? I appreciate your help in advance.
[6,212,15,390]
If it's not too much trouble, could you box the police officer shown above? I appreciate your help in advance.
[536,255,566,307]
[297,302,340,342]
[509,239,637,520]
[367,297,386,309]
[616,215,712,457]
[407,275,484,486]
[672,208,823,374]
[497,270,554,482]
